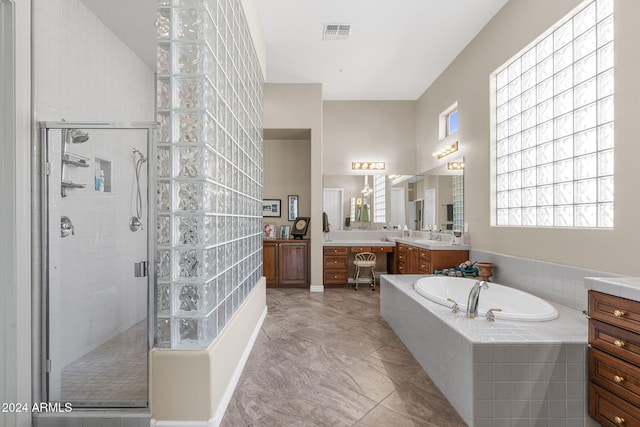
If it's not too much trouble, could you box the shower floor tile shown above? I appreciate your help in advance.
[61,320,147,405]
[221,288,466,427]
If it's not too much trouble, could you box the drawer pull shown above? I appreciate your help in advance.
[614,375,625,383]
[614,339,626,348]
[334,261,338,264]
[614,416,625,425]
[614,309,626,318]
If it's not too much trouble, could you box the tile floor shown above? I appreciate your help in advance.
[221,288,466,426]
[61,320,148,406]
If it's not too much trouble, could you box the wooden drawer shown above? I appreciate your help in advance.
[396,243,408,254]
[419,249,430,261]
[324,246,349,255]
[324,270,348,285]
[323,256,348,270]
[590,291,640,333]
[371,246,393,253]
[351,246,372,253]
[590,319,640,367]
[590,382,640,426]
[418,262,431,274]
[590,347,640,407]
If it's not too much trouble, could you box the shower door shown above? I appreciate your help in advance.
[41,122,155,408]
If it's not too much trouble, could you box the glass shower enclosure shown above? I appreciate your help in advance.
[40,122,155,408]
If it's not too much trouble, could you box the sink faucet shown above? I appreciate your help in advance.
[465,280,488,318]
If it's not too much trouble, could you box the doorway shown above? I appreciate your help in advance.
[41,122,154,408]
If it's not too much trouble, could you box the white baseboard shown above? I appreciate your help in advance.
[309,284,324,292]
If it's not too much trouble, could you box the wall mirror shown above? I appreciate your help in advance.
[322,158,464,231]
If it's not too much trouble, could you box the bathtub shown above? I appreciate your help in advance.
[413,276,558,321]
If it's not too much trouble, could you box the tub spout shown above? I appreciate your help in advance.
[465,280,488,318]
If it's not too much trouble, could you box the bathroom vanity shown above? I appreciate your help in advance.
[395,241,469,274]
[586,277,640,425]
[323,242,395,287]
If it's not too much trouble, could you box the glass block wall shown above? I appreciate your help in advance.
[155,0,263,349]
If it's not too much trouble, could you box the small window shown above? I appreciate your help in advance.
[447,110,459,136]
[439,102,459,140]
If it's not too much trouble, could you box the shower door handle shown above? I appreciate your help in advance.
[134,261,148,278]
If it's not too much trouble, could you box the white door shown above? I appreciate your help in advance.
[390,187,406,228]
[323,188,343,230]
[425,188,436,230]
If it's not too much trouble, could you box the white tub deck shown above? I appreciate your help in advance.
[380,274,597,426]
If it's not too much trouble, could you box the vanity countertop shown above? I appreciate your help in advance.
[322,240,396,247]
[585,276,640,302]
[386,236,471,251]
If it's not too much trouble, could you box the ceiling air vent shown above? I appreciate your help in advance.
[323,24,351,41]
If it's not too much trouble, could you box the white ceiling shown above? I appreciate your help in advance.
[81,0,509,101]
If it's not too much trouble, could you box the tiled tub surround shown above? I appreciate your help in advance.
[471,249,618,312]
[381,275,597,426]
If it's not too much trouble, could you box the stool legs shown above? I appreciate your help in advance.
[354,265,375,291]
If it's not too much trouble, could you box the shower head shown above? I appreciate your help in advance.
[133,148,147,163]
[69,129,90,143]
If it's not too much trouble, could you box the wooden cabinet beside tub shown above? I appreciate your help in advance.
[263,239,309,287]
[588,290,640,424]
[395,242,468,275]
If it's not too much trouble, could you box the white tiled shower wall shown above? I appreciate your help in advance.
[471,249,619,311]
[31,0,155,399]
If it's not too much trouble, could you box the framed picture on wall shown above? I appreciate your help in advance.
[262,199,281,217]
[288,195,299,221]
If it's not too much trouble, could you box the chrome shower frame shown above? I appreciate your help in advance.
[38,121,157,407]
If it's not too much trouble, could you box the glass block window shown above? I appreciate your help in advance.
[453,175,464,230]
[374,174,386,223]
[156,0,264,349]
[493,0,613,228]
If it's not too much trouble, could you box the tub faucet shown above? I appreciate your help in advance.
[465,280,489,318]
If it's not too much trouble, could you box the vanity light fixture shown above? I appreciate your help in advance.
[351,162,385,171]
[447,161,465,170]
[433,141,459,159]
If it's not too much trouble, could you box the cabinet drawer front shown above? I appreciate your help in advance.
[418,263,431,274]
[324,246,349,255]
[324,271,348,284]
[324,256,348,269]
[590,319,640,366]
[590,382,640,426]
[419,249,431,261]
[590,347,640,406]
[350,246,372,253]
[590,290,640,332]
[371,246,393,253]
[396,243,408,254]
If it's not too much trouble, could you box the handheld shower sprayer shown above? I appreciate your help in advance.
[132,148,147,163]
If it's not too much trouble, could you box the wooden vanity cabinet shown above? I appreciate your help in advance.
[323,246,349,287]
[395,242,468,275]
[263,239,309,287]
[589,290,640,424]
[323,245,395,287]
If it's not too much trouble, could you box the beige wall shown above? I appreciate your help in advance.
[323,101,417,175]
[263,138,311,231]
[262,84,324,288]
[150,279,267,423]
[416,0,640,274]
